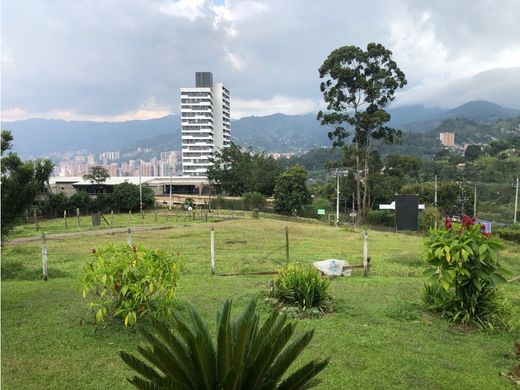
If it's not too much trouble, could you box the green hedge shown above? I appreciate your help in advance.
[367,210,394,227]
[494,228,520,244]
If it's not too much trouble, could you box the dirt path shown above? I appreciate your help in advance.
[5,225,180,245]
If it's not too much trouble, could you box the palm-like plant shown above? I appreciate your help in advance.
[119,299,329,389]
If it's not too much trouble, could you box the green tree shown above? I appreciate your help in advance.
[386,155,422,179]
[1,130,54,238]
[317,43,407,223]
[207,143,281,196]
[112,181,155,212]
[119,299,329,389]
[464,144,482,161]
[83,166,110,193]
[274,165,311,216]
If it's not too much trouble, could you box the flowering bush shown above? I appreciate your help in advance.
[422,215,515,329]
[81,244,179,326]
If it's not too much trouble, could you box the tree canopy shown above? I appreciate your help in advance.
[273,165,311,216]
[1,130,54,239]
[317,42,407,223]
[83,166,110,184]
[207,143,281,196]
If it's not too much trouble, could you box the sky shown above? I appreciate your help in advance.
[2,0,520,121]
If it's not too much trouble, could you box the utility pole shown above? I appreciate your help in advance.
[473,185,477,217]
[169,166,173,212]
[514,176,519,224]
[336,169,340,227]
[335,169,348,227]
[434,175,438,229]
[139,163,143,218]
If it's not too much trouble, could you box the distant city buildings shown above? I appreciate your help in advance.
[181,72,231,177]
[439,132,455,147]
[55,149,181,177]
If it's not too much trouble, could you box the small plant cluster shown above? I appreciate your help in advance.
[81,244,179,326]
[119,300,329,389]
[268,262,332,317]
[422,215,515,329]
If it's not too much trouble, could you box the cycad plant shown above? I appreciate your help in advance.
[119,299,329,389]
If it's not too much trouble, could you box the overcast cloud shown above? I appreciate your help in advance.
[2,0,520,121]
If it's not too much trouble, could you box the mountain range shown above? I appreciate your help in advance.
[3,100,519,158]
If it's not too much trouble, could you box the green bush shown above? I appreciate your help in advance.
[242,191,266,211]
[422,215,515,329]
[119,299,329,389]
[211,195,244,210]
[268,262,332,315]
[419,207,440,231]
[81,244,179,326]
[495,228,520,244]
[367,210,394,227]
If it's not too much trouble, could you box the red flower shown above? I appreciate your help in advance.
[114,282,119,290]
[480,224,486,232]
[484,232,491,238]
[91,248,96,254]
[132,245,137,253]
[462,214,475,229]
[444,218,453,230]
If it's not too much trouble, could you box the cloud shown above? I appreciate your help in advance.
[232,95,321,118]
[1,0,519,121]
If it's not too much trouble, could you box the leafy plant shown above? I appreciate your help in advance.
[422,215,515,329]
[119,299,329,389]
[81,244,179,326]
[242,191,266,211]
[268,262,332,315]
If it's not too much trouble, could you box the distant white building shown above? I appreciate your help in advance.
[180,72,231,177]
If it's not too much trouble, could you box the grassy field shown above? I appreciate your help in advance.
[2,217,520,389]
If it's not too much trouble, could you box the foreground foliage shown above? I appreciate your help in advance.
[119,299,329,389]
[268,262,332,315]
[81,244,179,326]
[423,215,515,329]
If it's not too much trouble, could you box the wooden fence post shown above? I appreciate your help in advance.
[127,228,132,246]
[64,210,68,228]
[285,226,290,263]
[154,208,158,223]
[110,210,114,226]
[76,208,80,227]
[363,230,369,277]
[128,209,131,224]
[41,232,48,281]
[210,226,215,275]
[34,209,39,231]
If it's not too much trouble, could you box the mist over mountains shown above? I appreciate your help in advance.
[3,100,519,158]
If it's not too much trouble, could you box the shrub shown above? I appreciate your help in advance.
[211,195,244,210]
[268,262,332,315]
[495,228,520,244]
[119,299,329,389]
[81,244,179,326]
[367,210,394,227]
[242,191,266,211]
[422,215,515,329]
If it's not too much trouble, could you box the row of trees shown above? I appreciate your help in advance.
[37,181,155,218]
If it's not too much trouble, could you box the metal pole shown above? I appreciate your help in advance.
[41,232,48,281]
[139,164,143,218]
[336,169,340,227]
[64,210,67,228]
[514,176,519,224]
[169,167,173,212]
[473,185,477,217]
[76,208,81,227]
[210,226,215,275]
[434,175,438,229]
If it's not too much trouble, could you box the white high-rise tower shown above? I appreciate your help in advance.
[180,72,230,177]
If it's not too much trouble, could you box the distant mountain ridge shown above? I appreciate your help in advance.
[3,100,519,157]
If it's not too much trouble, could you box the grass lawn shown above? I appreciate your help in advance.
[2,218,520,389]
